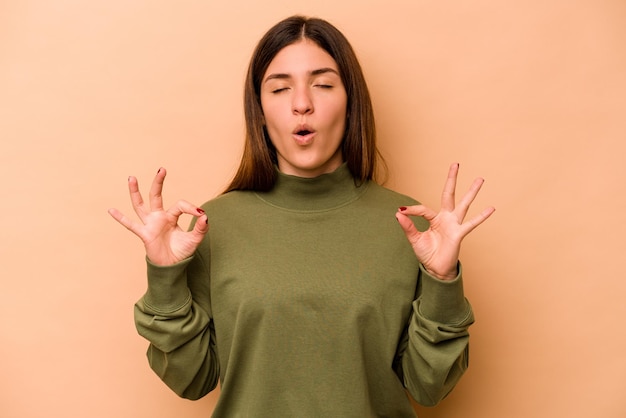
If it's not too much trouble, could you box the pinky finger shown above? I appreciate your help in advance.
[461,206,496,235]
[108,208,141,236]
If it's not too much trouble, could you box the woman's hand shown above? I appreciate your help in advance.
[108,168,209,266]
[395,163,495,280]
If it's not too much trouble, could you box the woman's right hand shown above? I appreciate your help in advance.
[108,167,209,266]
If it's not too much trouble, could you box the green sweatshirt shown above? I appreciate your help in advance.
[135,164,474,417]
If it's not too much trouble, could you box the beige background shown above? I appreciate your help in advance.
[1,1,625,417]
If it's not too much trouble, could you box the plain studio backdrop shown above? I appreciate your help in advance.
[1,1,625,417]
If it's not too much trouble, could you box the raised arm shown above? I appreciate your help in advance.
[394,163,494,405]
[109,168,219,399]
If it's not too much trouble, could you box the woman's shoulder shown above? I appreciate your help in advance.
[364,181,420,206]
[364,182,429,231]
[200,190,259,212]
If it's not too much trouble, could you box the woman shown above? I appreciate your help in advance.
[109,15,494,417]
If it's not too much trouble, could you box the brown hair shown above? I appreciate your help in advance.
[225,15,383,192]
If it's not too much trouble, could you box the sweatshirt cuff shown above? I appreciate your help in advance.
[417,262,471,325]
[143,257,193,313]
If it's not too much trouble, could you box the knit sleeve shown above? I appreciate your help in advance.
[134,236,219,400]
[395,262,475,407]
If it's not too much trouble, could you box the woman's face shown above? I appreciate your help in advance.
[260,39,348,178]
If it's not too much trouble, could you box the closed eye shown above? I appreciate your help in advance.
[272,87,289,94]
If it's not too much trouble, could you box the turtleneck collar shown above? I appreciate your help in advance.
[254,163,369,212]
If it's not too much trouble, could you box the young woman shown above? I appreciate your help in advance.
[109,15,494,417]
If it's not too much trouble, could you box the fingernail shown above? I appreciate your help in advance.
[157,168,161,174]
[197,208,205,214]
[398,206,407,212]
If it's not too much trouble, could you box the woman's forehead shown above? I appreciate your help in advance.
[264,40,339,78]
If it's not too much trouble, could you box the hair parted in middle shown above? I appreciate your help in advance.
[225,15,384,193]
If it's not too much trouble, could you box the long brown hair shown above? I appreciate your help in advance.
[225,15,383,192]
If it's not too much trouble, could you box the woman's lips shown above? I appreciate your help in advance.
[292,131,315,146]
[292,124,316,145]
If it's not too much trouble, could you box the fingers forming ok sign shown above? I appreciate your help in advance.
[395,163,495,280]
[108,168,209,266]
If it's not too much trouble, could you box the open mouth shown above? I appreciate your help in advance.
[293,124,315,137]
[292,126,315,145]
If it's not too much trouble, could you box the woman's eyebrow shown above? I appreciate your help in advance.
[310,67,340,77]
[263,67,340,83]
[264,73,290,82]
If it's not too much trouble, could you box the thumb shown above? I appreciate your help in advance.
[191,213,210,237]
[395,212,421,245]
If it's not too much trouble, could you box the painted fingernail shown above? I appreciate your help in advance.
[399,206,407,212]
[157,168,161,174]
[197,208,205,214]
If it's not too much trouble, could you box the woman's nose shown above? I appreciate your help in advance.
[292,88,313,115]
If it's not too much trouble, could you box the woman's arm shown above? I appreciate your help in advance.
[395,265,474,406]
[394,163,493,404]
[109,168,218,398]
[134,247,220,400]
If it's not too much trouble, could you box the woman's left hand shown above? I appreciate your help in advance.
[395,163,495,281]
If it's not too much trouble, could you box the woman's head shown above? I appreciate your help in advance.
[226,15,380,192]
[260,39,348,179]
